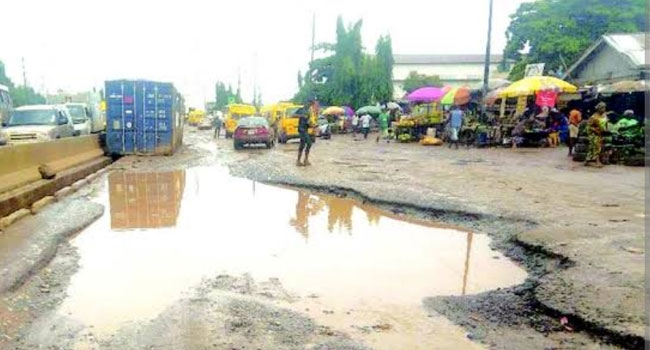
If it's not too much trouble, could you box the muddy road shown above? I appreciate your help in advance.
[0,128,643,349]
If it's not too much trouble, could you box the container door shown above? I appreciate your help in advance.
[122,82,137,153]
[106,80,136,154]
[155,83,175,153]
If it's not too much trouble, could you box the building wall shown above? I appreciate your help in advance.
[572,45,639,85]
[392,62,508,99]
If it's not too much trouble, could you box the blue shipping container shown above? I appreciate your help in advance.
[105,79,183,155]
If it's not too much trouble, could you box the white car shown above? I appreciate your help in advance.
[65,103,92,135]
[1,105,75,144]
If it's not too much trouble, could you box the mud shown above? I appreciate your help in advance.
[0,129,643,350]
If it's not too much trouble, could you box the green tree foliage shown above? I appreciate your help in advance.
[401,71,442,93]
[11,86,46,107]
[504,0,647,80]
[214,81,242,110]
[0,61,14,88]
[294,17,394,108]
[0,59,46,107]
[374,35,394,103]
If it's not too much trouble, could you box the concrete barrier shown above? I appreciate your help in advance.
[0,135,111,218]
[0,135,105,194]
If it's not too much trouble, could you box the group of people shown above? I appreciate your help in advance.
[510,101,619,167]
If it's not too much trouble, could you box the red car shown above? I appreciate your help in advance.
[233,116,275,150]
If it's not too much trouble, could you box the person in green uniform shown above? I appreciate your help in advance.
[376,110,389,143]
[585,102,606,167]
[297,101,316,166]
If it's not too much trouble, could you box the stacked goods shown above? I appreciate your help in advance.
[572,118,645,166]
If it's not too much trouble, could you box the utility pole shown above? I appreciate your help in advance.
[253,52,258,107]
[21,57,27,86]
[237,66,241,102]
[310,13,316,65]
[480,0,494,120]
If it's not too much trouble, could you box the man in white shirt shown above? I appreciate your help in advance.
[360,113,372,140]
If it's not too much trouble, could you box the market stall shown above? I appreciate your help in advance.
[497,76,578,147]
[394,87,447,143]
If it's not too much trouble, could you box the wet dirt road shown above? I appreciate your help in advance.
[14,162,526,349]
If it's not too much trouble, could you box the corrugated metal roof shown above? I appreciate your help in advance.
[394,54,505,64]
[603,33,647,67]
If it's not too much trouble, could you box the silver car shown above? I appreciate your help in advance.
[65,103,92,136]
[1,105,75,144]
[0,84,12,145]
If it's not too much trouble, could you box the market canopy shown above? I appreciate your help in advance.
[322,106,345,115]
[356,105,382,116]
[498,76,577,98]
[598,80,647,94]
[441,86,471,106]
[386,102,402,111]
[406,87,447,103]
[343,106,354,116]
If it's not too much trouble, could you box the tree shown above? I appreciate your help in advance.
[402,71,442,93]
[214,81,241,110]
[0,59,45,107]
[297,70,303,89]
[293,17,394,108]
[11,86,46,107]
[504,0,647,80]
[374,35,394,103]
[0,60,14,88]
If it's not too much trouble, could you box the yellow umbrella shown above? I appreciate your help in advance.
[498,76,577,98]
[322,106,345,115]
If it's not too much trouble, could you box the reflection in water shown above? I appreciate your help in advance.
[108,171,186,229]
[60,166,526,349]
[462,232,474,296]
[290,190,477,295]
[289,192,325,239]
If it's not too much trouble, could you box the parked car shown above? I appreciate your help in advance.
[198,114,213,130]
[0,84,12,145]
[315,116,332,139]
[1,105,75,144]
[65,103,92,136]
[233,116,275,150]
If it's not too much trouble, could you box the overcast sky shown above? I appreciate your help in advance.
[3,0,528,107]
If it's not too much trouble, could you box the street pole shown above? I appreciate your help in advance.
[481,0,494,120]
[310,13,315,65]
[21,57,27,87]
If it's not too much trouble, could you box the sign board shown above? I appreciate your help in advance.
[535,90,557,107]
[524,63,545,77]
[515,96,527,115]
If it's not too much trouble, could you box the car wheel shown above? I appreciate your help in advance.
[234,140,241,150]
[265,141,272,149]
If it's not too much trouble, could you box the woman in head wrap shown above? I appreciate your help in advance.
[585,102,607,167]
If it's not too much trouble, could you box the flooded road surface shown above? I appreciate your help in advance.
[57,166,527,349]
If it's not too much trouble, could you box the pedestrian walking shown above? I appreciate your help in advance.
[377,110,389,143]
[568,109,582,156]
[351,114,359,138]
[448,105,464,149]
[360,113,371,140]
[297,101,316,166]
[585,102,606,167]
[213,114,223,139]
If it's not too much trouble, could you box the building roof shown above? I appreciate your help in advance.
[564,32,648,79]
[394,54,506,65]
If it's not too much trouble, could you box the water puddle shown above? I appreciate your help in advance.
[57,165,527,349]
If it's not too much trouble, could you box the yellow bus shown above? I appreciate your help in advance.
[224,103,257,138]
[275,102,305,143]
[187,109,206,126]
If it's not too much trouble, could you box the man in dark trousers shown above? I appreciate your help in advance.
[297,100,317,166]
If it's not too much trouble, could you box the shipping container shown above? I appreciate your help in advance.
[108,170,186,229]
[105,79,184,155]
